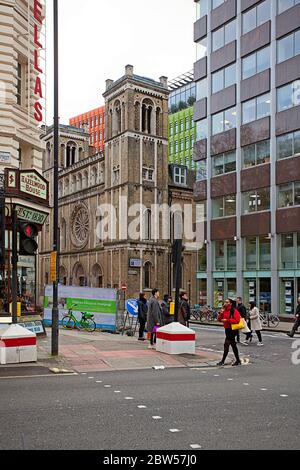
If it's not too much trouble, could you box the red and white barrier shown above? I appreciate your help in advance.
[0,325,37,364]
[156,322,196,355]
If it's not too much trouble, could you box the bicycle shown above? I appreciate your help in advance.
[190,305,201,321]
[259,311,280,328]
[62,305,96,332]
[199,305,216,322]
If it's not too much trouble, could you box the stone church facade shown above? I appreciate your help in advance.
[38,66,196,303]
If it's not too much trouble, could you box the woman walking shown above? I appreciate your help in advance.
[243,301,263,346]
[217,298,242,367]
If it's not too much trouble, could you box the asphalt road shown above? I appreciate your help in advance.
[0,327,299,451]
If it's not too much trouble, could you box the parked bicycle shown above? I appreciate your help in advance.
[259,311,280,328]
[199,305,220,322]
[62,304,96,332]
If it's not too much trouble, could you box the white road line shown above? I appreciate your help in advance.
[243,383,249,386]
[260,388,268,391]
[169,429,181,433]
[124,397,134,400]
[227,378,233,381]
[104,385,111,388]
[280,394,288,397]
[137,405,147,409]
[152,416,162,420]
[214,374,220,377]
[114,391,121,393]
[88,377,94,379]
[96,381,102,383]
[190,444,202,449]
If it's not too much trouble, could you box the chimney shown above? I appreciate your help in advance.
[125,64,134,77]
[106,79,114,90]
[159,76,168,88]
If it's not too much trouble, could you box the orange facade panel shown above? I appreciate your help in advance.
[69,105,105,151]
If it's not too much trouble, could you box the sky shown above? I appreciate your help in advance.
[45,0,196,125]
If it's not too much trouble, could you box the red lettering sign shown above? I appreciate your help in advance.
[33,0,44,123]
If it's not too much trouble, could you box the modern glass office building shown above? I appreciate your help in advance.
[168,72,197,169]
[193,0,300,317]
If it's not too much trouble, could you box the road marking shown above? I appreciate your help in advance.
[190,444,202,449]
[201,371,207,374]
[137,405,147,409]
[88,377,94,379]
[152,416,162,420]
[243,383,249,386]
[214,374,220,377]
[104,385,111,388]
[114,391,121,393]
[81,373,87,375]
[124,397,134,400]
[169,429,181,433]
[260,388,268,391]
[227,378,233,381]
[280,394,288,397]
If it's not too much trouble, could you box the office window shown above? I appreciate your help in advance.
[196,118,208,140]
[242,0,271,35]
[185,117,189,130]
[170,123,173,136]
[196,0,209,19]
[197,37,208,60]
[243,188,270,213]
[242,93,270,124]
[277,30,300,63]
[242,140,270,167]
[180,120,184,133]
[213,240,237,271]
[212,151,236,176]
[212,63,236,94]
[245,236,271,270]
[277,81,300,112]
[212,0,224,9]
[212,107,236,135]
[196,160,207,181]
[212,19,236,52]
[185,138,189,150]
[242,46,270,80]
[175,141,178,153]
[278,0,300,15]
[277,130,300,159]
[180,139,184,151]
[212,195,236,218]
[197,78,208,100]
[100,115,103,124]
[278,181,300,208]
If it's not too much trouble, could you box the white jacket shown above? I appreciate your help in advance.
[249,307,262,331]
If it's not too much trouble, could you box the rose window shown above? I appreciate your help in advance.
[71,205,89,248]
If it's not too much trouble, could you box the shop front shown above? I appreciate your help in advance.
[213,275,237,308]
[243,274,271,312]
[279,273,300,317]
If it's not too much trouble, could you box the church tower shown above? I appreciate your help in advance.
[103,65,171,297]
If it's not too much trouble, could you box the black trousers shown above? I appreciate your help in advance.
[150,332,156,345]
[222,329,240,363]
[246,330,262,342]
[138,318,146,339]
[290,316,300,336]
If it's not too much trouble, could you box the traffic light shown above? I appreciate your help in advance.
[19,222,38,255]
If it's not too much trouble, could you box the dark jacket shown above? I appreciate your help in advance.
[137,298,148,323]
[179,299,190,326]
[295,304,300,318]
[161,300,171,325]
[147,296,163,333]
[237,303,247,319]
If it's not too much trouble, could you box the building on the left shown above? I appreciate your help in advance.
[0,0,49,317]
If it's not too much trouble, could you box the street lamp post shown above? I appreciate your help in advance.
[51,0,59,356]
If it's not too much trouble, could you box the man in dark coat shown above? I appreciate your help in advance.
[236,297,247,343]
[137,292,148,341]
[179,292,190,327]
[287,296,300,338]
[147,289,163,348]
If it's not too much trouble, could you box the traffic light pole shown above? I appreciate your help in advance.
[0,189,5,283]
[51,0,59,356]
[11,205,18,324]
[174,239,182,323]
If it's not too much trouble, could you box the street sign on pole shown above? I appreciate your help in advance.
[50,251,57,282]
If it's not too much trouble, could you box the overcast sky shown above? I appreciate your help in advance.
[45,0,196,125]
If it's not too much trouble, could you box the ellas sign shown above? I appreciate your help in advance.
[33,0,44,123]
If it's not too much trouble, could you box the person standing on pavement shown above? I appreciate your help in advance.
[147,289,163,349]
[236,297,247,344]
[287,296,300,338]
[137,292,148,341]
[243,302,263,346]
[161,294,173,325]
[217,298,242,367]
[179,292,191,326]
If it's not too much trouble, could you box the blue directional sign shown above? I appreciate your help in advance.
[126,299,139,316]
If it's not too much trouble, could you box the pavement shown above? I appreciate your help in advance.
[32,327,222,373]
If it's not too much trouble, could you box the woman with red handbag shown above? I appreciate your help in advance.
[217,298,242,367]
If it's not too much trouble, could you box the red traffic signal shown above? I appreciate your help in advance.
[19,222,38,255]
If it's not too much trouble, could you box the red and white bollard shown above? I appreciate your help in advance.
[0,325,37,364]
[156,322,196,355]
